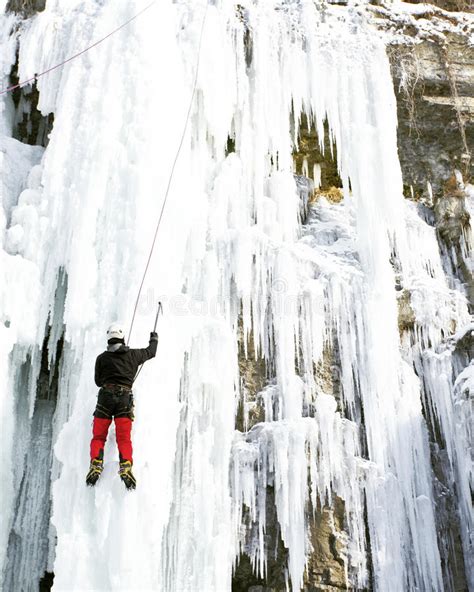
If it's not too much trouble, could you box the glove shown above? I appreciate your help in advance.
[150,331,158,342]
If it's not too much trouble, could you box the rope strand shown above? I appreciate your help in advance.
[127,1,209,343]
[1,0,209,348]
[0,1,157,95]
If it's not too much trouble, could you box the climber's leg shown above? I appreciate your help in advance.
[86,418,110,486]
[114,417,133,462]
[115,416,136,490]
[90,417,112,460]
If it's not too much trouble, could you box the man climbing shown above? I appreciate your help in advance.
[86,323,158,490]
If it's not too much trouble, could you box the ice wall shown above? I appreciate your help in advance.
[1,0,472,591]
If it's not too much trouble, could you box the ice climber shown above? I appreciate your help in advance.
[86,323,158,490]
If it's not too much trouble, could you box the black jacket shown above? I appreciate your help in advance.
[94,337,158,387]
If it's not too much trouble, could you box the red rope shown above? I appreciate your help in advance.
[1,0,209,348]
[127,1,209,344]
[0,0,156,96]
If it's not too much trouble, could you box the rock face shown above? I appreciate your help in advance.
[434,177,473,308]
[304,499,348,591]
[435,175,470,243]
[233,487,289,592]
[293,118,342,193]
[407,0,473,11]
[6,0,45,16]
[389,33,473,198]
[397,288,417,333]
[388,21,473,312]
[236,326,268,432]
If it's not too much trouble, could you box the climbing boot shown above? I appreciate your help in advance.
[118,460,136,490]
[86,458,103,486]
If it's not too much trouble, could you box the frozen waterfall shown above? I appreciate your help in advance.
[1,0,472,591]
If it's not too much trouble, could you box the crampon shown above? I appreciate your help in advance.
[86,458,103,486]
[118,460,136,490]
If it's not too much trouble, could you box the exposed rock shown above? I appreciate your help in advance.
[314,345,342,406]
[403,0,473,13]
[233,487,289,592]
[7,57,54,147]
[233,490,352,591]
[232,555,269,592]
[236,324,268,431]
[433,178,473,308]
[430,446,469,592]
[386,23,473,588]
[434,175,471,243]
[397,289,416,333]
[294,117,343,192]
[388,33,473,198]
[305,499,348,591]
[39,572,54,592]
[235,333,353,591]
[6,0,45,16]
[453,326,474,362]
[312,187,344,205]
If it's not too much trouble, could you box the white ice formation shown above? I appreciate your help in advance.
[0,1,472,591]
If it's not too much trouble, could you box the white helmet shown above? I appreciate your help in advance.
[107,323,125,341]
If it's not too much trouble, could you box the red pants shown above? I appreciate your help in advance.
[90,417,133,462]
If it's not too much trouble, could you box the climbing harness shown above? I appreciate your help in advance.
[94,386,134,420]
[127,1,209,343]
[0,1,157,96]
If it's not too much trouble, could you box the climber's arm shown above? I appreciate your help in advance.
[132,333,158,365]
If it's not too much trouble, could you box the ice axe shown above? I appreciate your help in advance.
[132,301,162,384]
[153,301,163,333]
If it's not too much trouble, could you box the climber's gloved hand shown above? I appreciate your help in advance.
[150,331,158,342]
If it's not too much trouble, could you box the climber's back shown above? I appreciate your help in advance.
[95,327,158,388]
